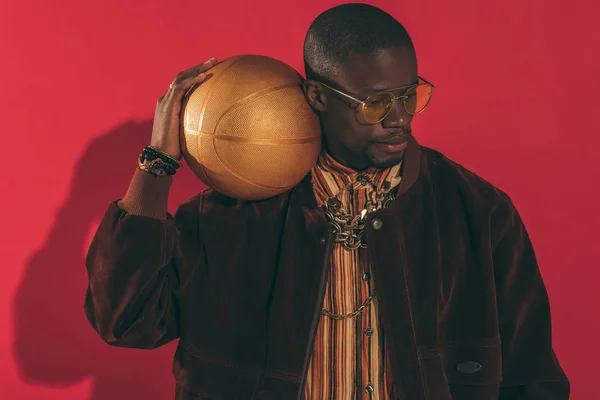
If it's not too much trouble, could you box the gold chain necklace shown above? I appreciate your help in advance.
[320,174,397,320]
[322,295,375,320]
[322,175,396,250]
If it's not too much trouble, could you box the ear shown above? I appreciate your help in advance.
[302,79,327,112]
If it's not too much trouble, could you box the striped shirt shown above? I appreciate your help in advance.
[304,151,403,399]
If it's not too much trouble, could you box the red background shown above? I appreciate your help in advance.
[1,0,598,398]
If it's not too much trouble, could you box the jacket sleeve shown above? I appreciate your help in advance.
[83,169,185,349]
[492,202,570,399]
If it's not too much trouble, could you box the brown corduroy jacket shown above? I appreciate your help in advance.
[84,136,569,399]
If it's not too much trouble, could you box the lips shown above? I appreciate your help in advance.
[372,140,408,154]
[374,133,409,145]
[374,129,410,143]
[376,137,407,145]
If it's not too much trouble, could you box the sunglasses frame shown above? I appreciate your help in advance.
[318,76,435,124]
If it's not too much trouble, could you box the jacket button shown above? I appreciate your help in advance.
[371,218,383,230]
[456,361,482,374]
[365,384,374,393]
[364,327,373,336]
[319,236,326,244]
[362,272,371,281]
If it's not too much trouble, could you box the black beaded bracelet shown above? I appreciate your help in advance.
[139,146,182,169]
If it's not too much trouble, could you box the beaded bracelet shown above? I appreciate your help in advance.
[138,146,182,176]
[140,146,181,166]
[138,157,177,176]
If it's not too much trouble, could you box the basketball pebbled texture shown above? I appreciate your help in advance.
[181,55,322,201]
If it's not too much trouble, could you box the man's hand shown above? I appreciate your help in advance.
[149,57,218,159]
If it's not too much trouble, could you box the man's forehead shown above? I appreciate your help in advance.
[337,47,417,94]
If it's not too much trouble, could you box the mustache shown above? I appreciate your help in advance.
[370,129,412,143]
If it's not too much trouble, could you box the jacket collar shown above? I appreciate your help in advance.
[396,134,422,197]
[311,151,403,206]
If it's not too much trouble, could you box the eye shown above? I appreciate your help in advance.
[366,93,391,106]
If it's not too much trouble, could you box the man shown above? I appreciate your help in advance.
[84,3,570,399]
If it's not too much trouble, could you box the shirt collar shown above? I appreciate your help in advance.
[311,151,403,204]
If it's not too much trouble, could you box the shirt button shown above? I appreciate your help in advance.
[364,327,373,336]
[362,272,371,281]
[319,236,326,244]
[365,384,374,394]
[371,218,383,230]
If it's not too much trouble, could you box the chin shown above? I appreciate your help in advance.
[368,150,406,169]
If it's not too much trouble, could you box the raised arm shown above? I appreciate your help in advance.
[84,57,218,349]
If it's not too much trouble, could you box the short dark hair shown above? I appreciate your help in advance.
[303,3,415,81]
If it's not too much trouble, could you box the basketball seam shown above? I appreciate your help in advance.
[197,56,247,132]
[211,83,318,192]
[212,83,305,133]
[199,132,321,145]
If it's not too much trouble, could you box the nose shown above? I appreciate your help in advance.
[381,99,412,128]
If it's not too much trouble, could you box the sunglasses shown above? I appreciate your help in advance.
[318,76,435,124]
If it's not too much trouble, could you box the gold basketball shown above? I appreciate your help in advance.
[181,55,322,200]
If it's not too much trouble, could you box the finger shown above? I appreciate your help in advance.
[171,57,218,88]
[165,72,207,107]
[192,57,218,75]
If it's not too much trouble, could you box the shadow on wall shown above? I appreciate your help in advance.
[12,120,204,400]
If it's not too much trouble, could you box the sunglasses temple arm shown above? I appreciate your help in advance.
[323,84,365,104]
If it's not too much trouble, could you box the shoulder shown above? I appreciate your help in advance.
[420,146,518,238]
[170,190,214,236]
[421,146,512,202]
[173,185,291,221]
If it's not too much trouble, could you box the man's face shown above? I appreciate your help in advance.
[305,46,418,170]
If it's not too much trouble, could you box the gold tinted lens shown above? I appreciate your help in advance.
[361,92,394,123]
[403,84,433,115]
